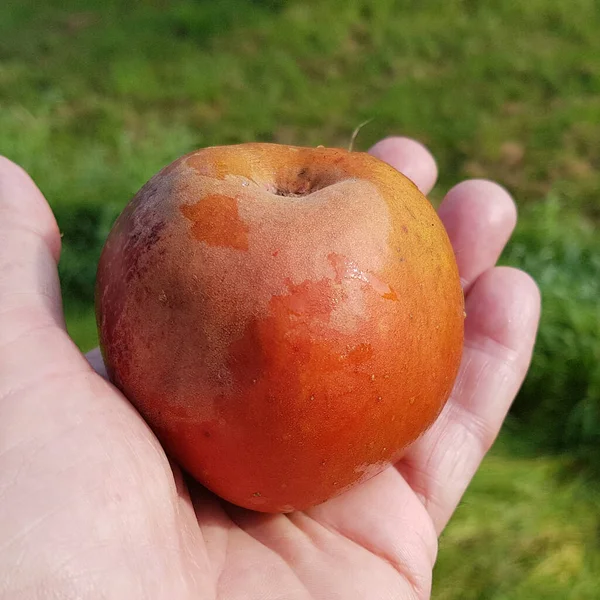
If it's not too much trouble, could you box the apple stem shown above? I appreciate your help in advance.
[348,118,375,152]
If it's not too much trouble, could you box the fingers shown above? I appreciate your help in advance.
[368,136,438,194]
[0,157,87,401]
[437,180,517,292]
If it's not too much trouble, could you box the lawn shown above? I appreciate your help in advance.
[1,0,599,597]
[436,436,600,600]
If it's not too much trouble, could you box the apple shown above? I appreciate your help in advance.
[95,143,464,512]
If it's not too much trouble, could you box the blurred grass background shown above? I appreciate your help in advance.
[1,0,599,597]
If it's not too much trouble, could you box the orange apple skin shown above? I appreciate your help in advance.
[95,143,464,512]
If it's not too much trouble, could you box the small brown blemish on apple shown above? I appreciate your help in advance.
[121,219,167,284]
[179,194,249,251]
[381,288,398,301]
[145,220,166,248]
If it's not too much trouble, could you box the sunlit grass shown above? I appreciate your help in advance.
[434,439,600,599]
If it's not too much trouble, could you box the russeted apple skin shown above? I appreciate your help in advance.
[95,143,464,513]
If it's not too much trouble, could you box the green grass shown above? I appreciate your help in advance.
[501,197,600,471]
[2,0,599,597]
[434,434,600,600]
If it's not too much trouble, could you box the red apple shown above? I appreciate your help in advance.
[95,143,464,512]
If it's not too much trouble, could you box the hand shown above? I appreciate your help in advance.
[0,138,540,600]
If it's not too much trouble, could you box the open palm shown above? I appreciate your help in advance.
[0,137,540,600]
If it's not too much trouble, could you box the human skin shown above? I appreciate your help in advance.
[0,136,540,600]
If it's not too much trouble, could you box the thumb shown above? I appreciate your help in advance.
[0,156,89,400]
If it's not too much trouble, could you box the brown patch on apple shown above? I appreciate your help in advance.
[180,194,249,251]
[122,219,168,284]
